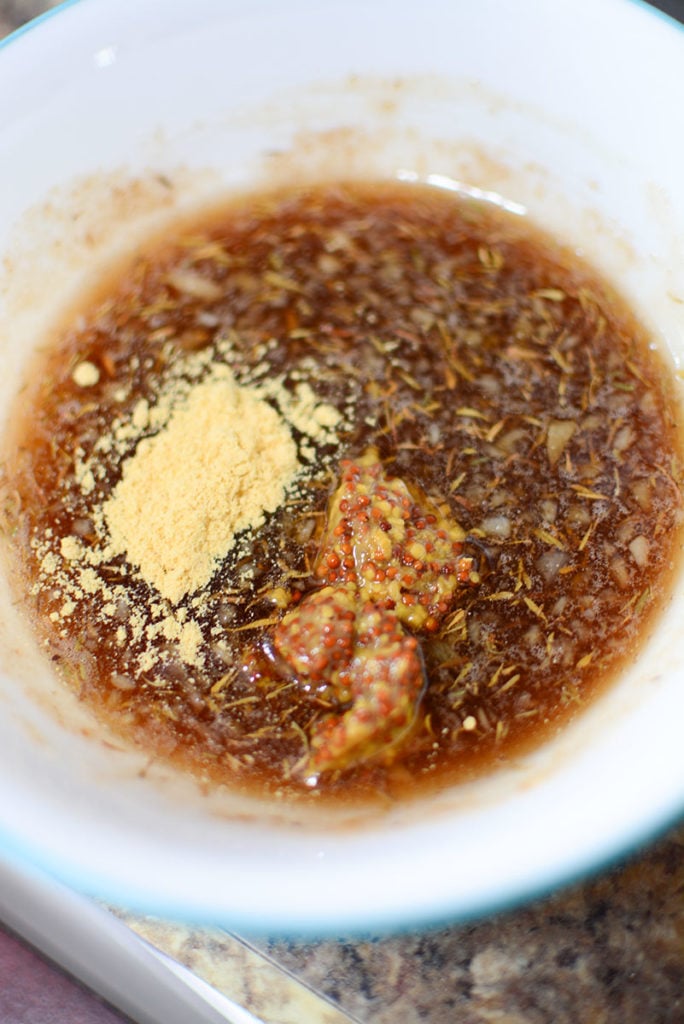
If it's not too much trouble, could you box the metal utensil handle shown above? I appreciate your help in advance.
[0,854,258,1024]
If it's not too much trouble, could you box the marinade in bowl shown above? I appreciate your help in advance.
[4,180,683,805]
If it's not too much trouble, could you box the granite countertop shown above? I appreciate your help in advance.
[114,830,684,1024]
[1,3,683,1023]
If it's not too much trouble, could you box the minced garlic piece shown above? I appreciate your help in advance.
[72,361,100,387]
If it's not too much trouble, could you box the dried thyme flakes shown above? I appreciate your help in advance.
[4,180,682,801]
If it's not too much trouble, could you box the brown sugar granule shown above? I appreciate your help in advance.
[103,372,300,604]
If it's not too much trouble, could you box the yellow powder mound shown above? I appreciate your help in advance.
[103,374,299,604]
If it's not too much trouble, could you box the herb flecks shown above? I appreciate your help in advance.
[5,180,682,803]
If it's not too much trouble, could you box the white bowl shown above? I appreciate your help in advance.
[0,0,682,933]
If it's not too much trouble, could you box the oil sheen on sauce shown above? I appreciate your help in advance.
[4,181,683,803]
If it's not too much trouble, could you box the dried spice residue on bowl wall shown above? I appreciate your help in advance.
[3,180,683,802]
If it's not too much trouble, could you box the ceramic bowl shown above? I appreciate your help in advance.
[0,0,682,933]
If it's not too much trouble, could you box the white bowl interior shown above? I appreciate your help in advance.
[0,0,682,931]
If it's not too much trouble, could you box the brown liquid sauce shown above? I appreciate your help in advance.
[5,181,683,804]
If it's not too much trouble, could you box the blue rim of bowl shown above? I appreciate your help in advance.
[0,798,681,937]
[0,0,84,51]
[1,0,683,53]
[0,0,682,935]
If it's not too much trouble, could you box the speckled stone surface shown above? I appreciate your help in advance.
[0,0,57,37]
[259,828,684,1023]
[113,826,684,1024]
[3,3,684,1022]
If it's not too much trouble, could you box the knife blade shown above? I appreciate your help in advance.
[0,853,361,1024]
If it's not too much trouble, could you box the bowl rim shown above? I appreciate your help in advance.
[0,0,683,935]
